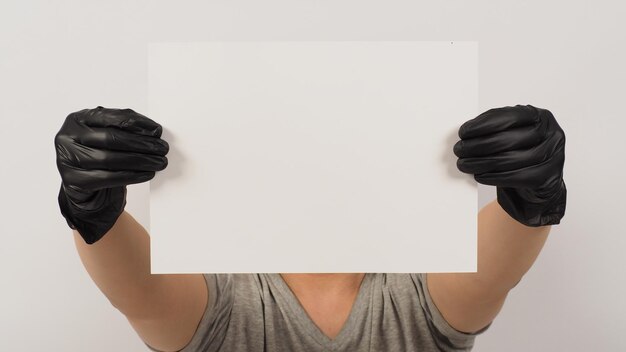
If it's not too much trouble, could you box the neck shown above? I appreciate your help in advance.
[279,273,366,296]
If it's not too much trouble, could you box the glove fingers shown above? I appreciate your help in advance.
[70,145,168,172]
[459,105,539,139]
[454,123,543,158]
[78,126,169,156]
[473,149,564,188]
[63,168,155,191]
[457,145,546,174]
[80,106,163,137]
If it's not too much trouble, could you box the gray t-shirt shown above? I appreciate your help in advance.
[145,273,491,352]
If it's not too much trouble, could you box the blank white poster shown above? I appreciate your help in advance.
[148,41,478,273]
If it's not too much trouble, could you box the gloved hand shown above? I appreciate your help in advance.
[453,104,567,227]
[55,106,169,244]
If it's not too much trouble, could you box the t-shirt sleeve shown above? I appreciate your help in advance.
[412,273,492,350]
[143,274,234,352]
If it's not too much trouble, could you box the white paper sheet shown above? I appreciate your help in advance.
[148,41,478,273]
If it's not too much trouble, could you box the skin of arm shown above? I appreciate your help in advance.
[426,198,551,333]
[73,210,208,352]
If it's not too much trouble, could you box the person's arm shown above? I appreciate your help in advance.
[427,104,567,334]
[55,107,209,351]
[426,198,551,333]
[74,209,208,352]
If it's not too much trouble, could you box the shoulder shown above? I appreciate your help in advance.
[372,273,490,351]
[165,273,266,352]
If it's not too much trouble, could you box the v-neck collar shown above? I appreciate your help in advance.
[266,273,372,350]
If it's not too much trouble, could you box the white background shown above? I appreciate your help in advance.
[1,0,624,350]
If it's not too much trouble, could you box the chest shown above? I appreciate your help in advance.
[293,291,359,340]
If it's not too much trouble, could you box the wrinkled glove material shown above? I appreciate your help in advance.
[455,104,567,227]
[55,106,168,244]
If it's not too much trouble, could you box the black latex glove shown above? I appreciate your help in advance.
[55,106,169,244]
[453,104,567,227]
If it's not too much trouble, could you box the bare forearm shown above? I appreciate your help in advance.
[461,198,551,297]
[429,198,551,303]
[73,210,161,316]
[424,198,551,334]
